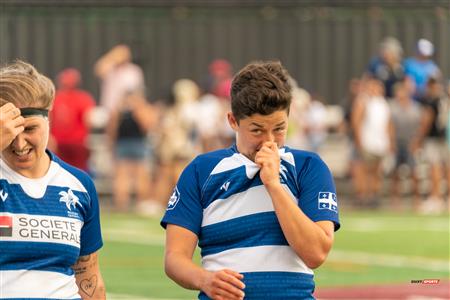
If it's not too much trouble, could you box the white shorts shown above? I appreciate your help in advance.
[423,138,449,165]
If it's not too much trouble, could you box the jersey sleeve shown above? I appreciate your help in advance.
[79,178,103,256]
[160,159,203,236]
[297,154,340,231]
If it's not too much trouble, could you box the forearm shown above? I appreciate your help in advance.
[165,251,208,291]
[73,253,106,300]
[78,274,106,300]
[266,183,333,268]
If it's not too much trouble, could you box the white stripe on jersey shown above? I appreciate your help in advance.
[210,153,259,178]
[0,159,88,198]
[0,213,83,248]
[0,269,80,299]
[210,149,295,179]
[202,245,313,275]
[202,184,297,227]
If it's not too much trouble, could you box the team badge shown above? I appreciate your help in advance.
[318,192,338,212]
[167,187,180,210]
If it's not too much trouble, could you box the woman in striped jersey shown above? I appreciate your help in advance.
[162,61,340,299]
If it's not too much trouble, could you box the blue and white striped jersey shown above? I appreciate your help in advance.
[0,151,103,300]
[161,144,340,299]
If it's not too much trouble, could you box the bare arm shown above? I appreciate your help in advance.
[351,97,365,152]
[130,95,159,132]
[165,224,245,300]
[411,106,433,152]
[72,252,106,300]
[388,115,396,153]
[255,142,335,269]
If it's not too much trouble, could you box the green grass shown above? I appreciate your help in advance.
[99,211,449,299]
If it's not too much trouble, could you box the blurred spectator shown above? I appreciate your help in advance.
[94,44,145,115]
[106,89,159,214]
[50,68,95,172]
[205,59,233,99]
[304,94,328,153]
[286,78,311,150]
[413,78,449,213]
[352,78,394,207]
[389,80,422,210]
[403,39,441,99]
[341,78,365,205]
[154,79,201,206]
[195,93,232,152]
[366,37,405,99]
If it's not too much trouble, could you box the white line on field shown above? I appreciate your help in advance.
[329,250,450,272]
[104,228,449,272]
[104,235,164,246]
[103,229,165,245]
[343,218,449,232]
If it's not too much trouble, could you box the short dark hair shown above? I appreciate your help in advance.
[230,61,292,122]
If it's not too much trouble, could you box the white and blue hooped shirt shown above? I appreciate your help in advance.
[0,151,103,299]
[161,145,340,299]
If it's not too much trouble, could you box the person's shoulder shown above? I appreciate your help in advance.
[402,57,417,68]
[50,151,95,188]
[368,56,382,69]
[284,146,319,158]
[127,62,144,73]
[284,146,330,170]
[76,89,95,99]
[193,147,235,166]
[186,147,235,175]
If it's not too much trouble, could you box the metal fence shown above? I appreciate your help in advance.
[1,1,449,104]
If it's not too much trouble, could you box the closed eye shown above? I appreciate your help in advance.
[24,126,38,132]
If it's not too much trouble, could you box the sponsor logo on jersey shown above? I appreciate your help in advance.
[220,181,231,192]
[0,215,13,237]
[0,189,8,202]
[59,189,83,211]
[318,192,338,212]
[0,213,82,247]
[167,187,180,210]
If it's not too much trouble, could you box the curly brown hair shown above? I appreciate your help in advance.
[230,61,292,122]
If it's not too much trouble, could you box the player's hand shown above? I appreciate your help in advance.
[0,103,25,151]
[255,141,280,188]
[200,269,245,300]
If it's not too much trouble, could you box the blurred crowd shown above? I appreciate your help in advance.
[48,38,449,215]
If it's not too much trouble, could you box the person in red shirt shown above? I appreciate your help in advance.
[50,68,95,171]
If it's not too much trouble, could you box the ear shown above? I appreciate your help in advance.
[227,112,239,131]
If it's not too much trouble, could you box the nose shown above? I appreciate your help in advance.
[263,132,275,143]
[11,133,27,150]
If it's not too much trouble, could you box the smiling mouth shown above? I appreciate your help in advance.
[13,148,32,157]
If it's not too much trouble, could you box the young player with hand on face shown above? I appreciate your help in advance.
[162,61,340,299]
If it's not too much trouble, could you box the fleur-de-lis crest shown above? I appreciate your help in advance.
[59,189,82,211]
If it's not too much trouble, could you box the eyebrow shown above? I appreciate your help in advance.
[250,121,286,128]
[274,121,286,127]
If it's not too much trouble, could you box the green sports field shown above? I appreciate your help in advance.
[99,210,449,299]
